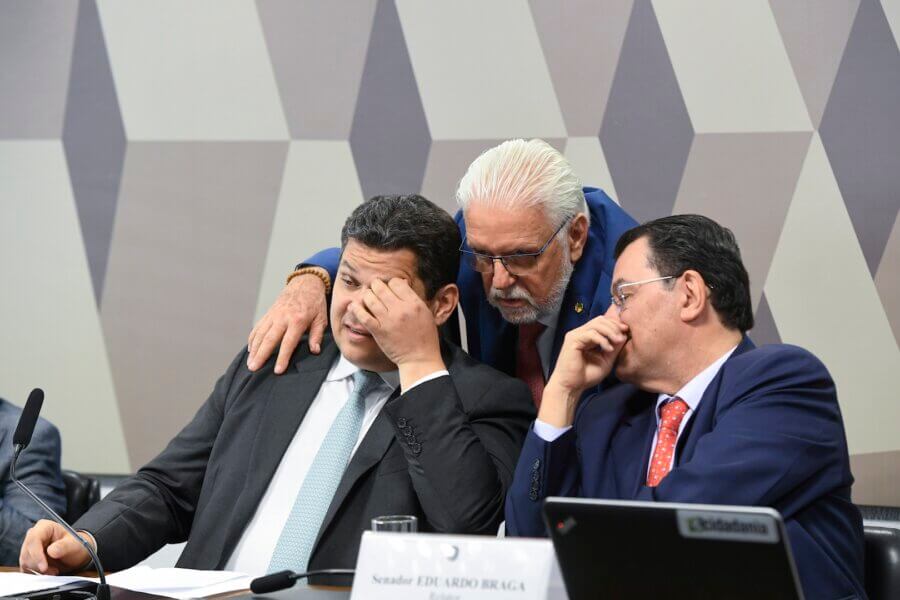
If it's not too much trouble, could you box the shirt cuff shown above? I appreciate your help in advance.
[533,419,572,442]
[406,370,450,391]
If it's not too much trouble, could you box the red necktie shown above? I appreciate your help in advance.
[516,322,547,409]
[646,397,689,487]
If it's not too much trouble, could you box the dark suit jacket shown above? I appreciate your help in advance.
[506,338,866,600]
[305,188,638,377]
[75,336,534,583]
[0,398,66,565]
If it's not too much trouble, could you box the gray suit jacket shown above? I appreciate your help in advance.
[0,398,66,565]
[75,336,534,583]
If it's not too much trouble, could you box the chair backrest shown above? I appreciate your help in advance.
[61,469,101,522]
[861,503,900,600]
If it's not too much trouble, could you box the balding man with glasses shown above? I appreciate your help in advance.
[246,139,637,408]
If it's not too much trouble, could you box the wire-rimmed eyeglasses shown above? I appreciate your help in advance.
[459,217,571,276]
[610,275,676,310]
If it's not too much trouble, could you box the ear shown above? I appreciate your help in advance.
[567,213,589,262]
[679,270,708,323]
[429,283,460,326]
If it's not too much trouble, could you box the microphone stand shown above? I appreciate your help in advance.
[12,445,110,600]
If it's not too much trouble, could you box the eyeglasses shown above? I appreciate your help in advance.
[610,275,675,310]
[459,217,571,276]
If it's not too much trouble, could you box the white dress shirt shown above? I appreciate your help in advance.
[225,354,447,575]
[533,346,738,477]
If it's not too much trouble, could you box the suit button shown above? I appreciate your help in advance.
[400,426,413,436]
[531,472,540,483]
[410,442,422,454]
[529,491,539,501]
[397,418,407,427]
[532,459,541,470]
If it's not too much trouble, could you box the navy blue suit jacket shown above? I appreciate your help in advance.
[506,339,866,600]
[305,187,637,376]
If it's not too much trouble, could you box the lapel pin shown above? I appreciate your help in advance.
[574,301,584,314]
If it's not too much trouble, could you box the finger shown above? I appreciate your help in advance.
[362,288,389,318]
[603,304,630,332]
[386,277,417,300]
[46,534,83,560]
[20,523,55,572]
[274,325,303,375]
[368,279,401,308]
[247,319,271,369]
[308,314,328,354]
[575,328,617,353]
[252,321,292,371]
[348,301,380,332]
[584,318,627,344]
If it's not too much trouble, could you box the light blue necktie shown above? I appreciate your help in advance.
[268,369,382,573]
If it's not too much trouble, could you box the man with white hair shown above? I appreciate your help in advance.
[247,139,637,406]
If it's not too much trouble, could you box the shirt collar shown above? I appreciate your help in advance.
[656,345,738,413]
[328,354,400,390]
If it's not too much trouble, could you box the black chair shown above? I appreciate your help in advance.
[61,469,101,522]
[860,505,900,600]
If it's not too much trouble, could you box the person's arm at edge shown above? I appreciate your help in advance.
[0,420,65,565]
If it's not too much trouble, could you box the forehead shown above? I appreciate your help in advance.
[339,240,420,282]
[464,203,554,252]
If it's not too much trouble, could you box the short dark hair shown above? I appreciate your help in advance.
[340,194,461,298]
[614,214,754,332]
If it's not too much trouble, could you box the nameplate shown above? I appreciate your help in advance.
[351,532,563,600]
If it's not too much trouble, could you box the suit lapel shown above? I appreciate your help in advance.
[216,340,339,568]
[676,336,755,464]
[312,390,398,554]
[609,392,657,497]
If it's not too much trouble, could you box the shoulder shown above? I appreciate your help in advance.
[723,343,831,382]
[444,343,531,401]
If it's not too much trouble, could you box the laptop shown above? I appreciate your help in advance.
[543,498,804,599]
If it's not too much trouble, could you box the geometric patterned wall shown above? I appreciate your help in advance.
[0,0,897,504]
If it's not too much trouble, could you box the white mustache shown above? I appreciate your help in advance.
[488,286,535,304]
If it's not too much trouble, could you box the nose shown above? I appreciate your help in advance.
[490,259,516,290]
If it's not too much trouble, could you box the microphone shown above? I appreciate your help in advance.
[250,568,356,593]
[11,388,110,600]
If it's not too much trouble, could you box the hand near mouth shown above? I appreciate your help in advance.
[347,278,446,391]
[538,305,629,428]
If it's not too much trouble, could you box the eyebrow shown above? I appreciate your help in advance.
[338,260,357,274]
[611,277,627,291]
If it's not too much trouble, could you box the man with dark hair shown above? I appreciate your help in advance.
[506,215,866,599]
[22,195,534,583]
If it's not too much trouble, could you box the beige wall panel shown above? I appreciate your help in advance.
[850,450,900,506]
[97,0,288,140]
[101,142,287,468]
[673,132,812,310]
[765,134,900,456]
[564,137,620,203]
[0,141,129,472]
[653,0,812,133]
[254,141,364,322]
[395,0,566,140]
[876,208,900,343]
[883,0,900,49]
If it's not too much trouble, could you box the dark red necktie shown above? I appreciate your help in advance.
[516,322,547,409]
[646,397,689,487]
